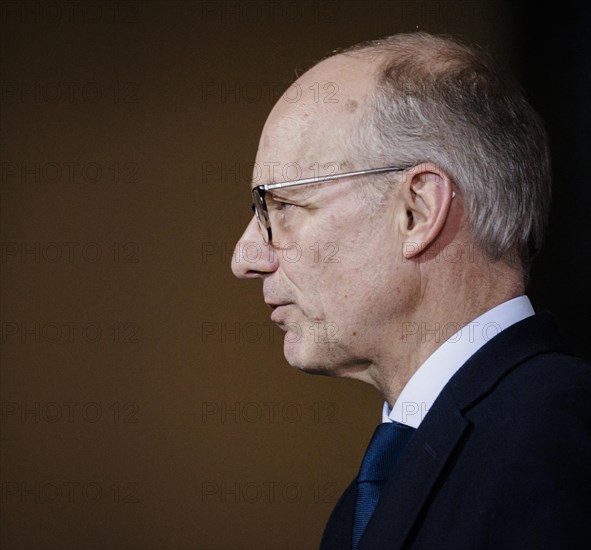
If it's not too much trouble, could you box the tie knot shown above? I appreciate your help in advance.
[358,421,416,482]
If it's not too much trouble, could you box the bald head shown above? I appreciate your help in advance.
[256,53,378,183]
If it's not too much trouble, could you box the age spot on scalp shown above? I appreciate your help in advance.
[345,99,358,113]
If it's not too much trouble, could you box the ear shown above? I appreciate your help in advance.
[399,163,455,259]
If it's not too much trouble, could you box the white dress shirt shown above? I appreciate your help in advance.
[382,295,535,428]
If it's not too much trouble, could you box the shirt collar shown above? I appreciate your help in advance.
[382,295,535,428]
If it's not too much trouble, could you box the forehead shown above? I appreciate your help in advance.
[253,54,375,186]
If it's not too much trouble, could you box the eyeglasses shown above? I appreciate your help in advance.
[251,165,413,243]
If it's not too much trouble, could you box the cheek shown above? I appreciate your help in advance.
[289,208,391,300]
[311,257,368,310]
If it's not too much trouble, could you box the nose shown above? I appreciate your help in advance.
[231,216,280,279]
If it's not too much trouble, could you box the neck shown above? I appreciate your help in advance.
[370,256,525,406]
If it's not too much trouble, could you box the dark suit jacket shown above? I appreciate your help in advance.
[320,313,591,549]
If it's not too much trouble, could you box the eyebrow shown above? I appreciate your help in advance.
[265,186,312,201]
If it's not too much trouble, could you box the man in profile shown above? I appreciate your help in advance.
[231,32,591,549]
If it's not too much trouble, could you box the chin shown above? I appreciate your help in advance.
[283,333,374,383]
[283,337,330,375]
[282,335,347,378]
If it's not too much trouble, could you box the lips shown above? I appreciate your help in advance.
[265,301,290,310]
[267,302,292,324]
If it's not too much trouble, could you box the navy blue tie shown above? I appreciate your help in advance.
[352,421,416,549]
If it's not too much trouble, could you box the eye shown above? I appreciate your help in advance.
[268,195,298,212]
[274,200,296,211]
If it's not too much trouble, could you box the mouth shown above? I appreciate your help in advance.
[266,302,292,324]
[265,300,291,310]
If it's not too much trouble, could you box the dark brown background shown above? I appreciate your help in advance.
[1,1,589,549]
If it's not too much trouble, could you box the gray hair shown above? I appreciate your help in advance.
[339,32,551,277]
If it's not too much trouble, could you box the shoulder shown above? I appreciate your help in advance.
[492,351,591,412]
[446,311,591,425]
[462,351,591,452]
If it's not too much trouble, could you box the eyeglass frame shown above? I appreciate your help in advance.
[251,164,455,243]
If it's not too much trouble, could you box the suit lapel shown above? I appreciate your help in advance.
[358,312,569,549]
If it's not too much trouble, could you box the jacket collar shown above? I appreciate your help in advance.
[358,312,569,549]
